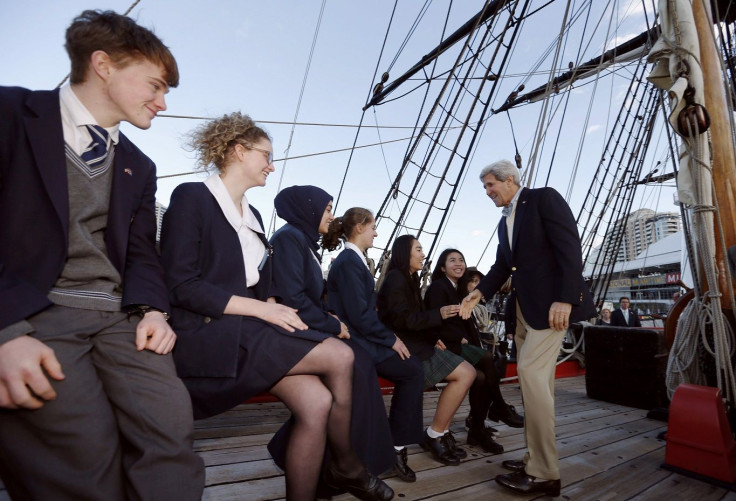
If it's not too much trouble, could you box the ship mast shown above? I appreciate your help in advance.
[693,0,736,305]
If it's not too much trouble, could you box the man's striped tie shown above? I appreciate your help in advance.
[81,125,109,168]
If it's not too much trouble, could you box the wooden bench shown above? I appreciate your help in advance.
[243,360,585,404]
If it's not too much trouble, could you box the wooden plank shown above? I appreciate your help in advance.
[631,471,733,500]
[203,476,284,501]
[331,406,667,499]
[205,459,283,487]
[564,449,692,500]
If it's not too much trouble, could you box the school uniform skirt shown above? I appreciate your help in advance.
[422,347,467,389]
[181,317,331,419]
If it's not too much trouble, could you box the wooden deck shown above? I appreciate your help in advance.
[2,375,734,500]
[195,375,736,500]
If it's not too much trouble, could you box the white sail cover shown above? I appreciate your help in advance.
[647,0,706,207]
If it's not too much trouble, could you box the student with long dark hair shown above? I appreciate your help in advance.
[269,186,395,483]
[324,208,426,480]
[376,235,476,466]
[160,113,392,501]
[425,249,523,455]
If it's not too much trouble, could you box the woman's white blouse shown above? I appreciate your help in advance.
[204,174,266,287]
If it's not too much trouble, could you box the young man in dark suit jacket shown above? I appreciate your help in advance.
[610,297,642,327]
[0,10,204,500]
[460,159,596,497]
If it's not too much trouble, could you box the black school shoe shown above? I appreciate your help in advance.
[488,403,524,428]
[496,470,561,497]
[422,430,460,466]
[323,462,394,501]
[394,447,416,482]
[465,414,499,435]
[443,430,467,459]
[467,426,504,454]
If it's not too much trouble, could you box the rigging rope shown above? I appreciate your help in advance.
[564,0,613,199]
[267,0,327,235]
[331,0,400,214]
[526,0,572,183]
[157,135,413,179]
[157,114,463,130]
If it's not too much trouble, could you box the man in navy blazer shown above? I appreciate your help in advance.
[610,297,642,327]
[461,159,595,497]
[0,10,203,500]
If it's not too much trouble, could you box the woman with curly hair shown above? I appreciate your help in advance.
[160,112,392,501]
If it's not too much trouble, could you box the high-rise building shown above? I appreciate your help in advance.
[614,209,681,262]
[586,209,682,273]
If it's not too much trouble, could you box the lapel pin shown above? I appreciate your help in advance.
[124,168,133,176]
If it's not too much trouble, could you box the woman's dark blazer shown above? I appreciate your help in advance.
[326,249,395,363]
[424,276,480,355]
[376,269,443,361]
[269,224,340,335]
[161,183,325,379]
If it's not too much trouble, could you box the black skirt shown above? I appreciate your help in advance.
[182,317,331,419]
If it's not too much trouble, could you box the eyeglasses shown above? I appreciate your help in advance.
[243,145,274,165]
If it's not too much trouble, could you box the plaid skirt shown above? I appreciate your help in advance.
[422,347,466,389]
[461,344,486,366]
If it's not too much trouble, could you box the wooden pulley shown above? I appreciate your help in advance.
[677,87,711,136]
[514,153,522,170]
[373,72,390,97]
[678,103,711,136]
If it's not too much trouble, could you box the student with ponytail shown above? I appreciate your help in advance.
[324,208,425,481]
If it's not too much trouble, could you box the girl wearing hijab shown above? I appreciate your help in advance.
[160,113,392,501]
[268,185,395,481]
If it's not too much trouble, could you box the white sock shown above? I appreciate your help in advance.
[426,426,444,439]
[394,446,405,452]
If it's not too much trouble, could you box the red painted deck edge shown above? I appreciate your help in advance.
[245,360,585,403]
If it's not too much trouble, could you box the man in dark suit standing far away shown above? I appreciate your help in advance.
[610,296,642,327]
[460,159,595,497]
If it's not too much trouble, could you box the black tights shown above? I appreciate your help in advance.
[468,351,506,427]
[270,338,363,501]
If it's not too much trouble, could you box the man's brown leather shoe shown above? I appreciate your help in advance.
[496,470,560,497]
[501,459,525,471]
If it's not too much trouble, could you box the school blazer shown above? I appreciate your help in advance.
[0,86,169,331]
[269,224,340,335]
[326,249,396,363]
[376,269,443,361]
[425,276,480,355]
[160,182,274,378]
[476,187,596,331]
